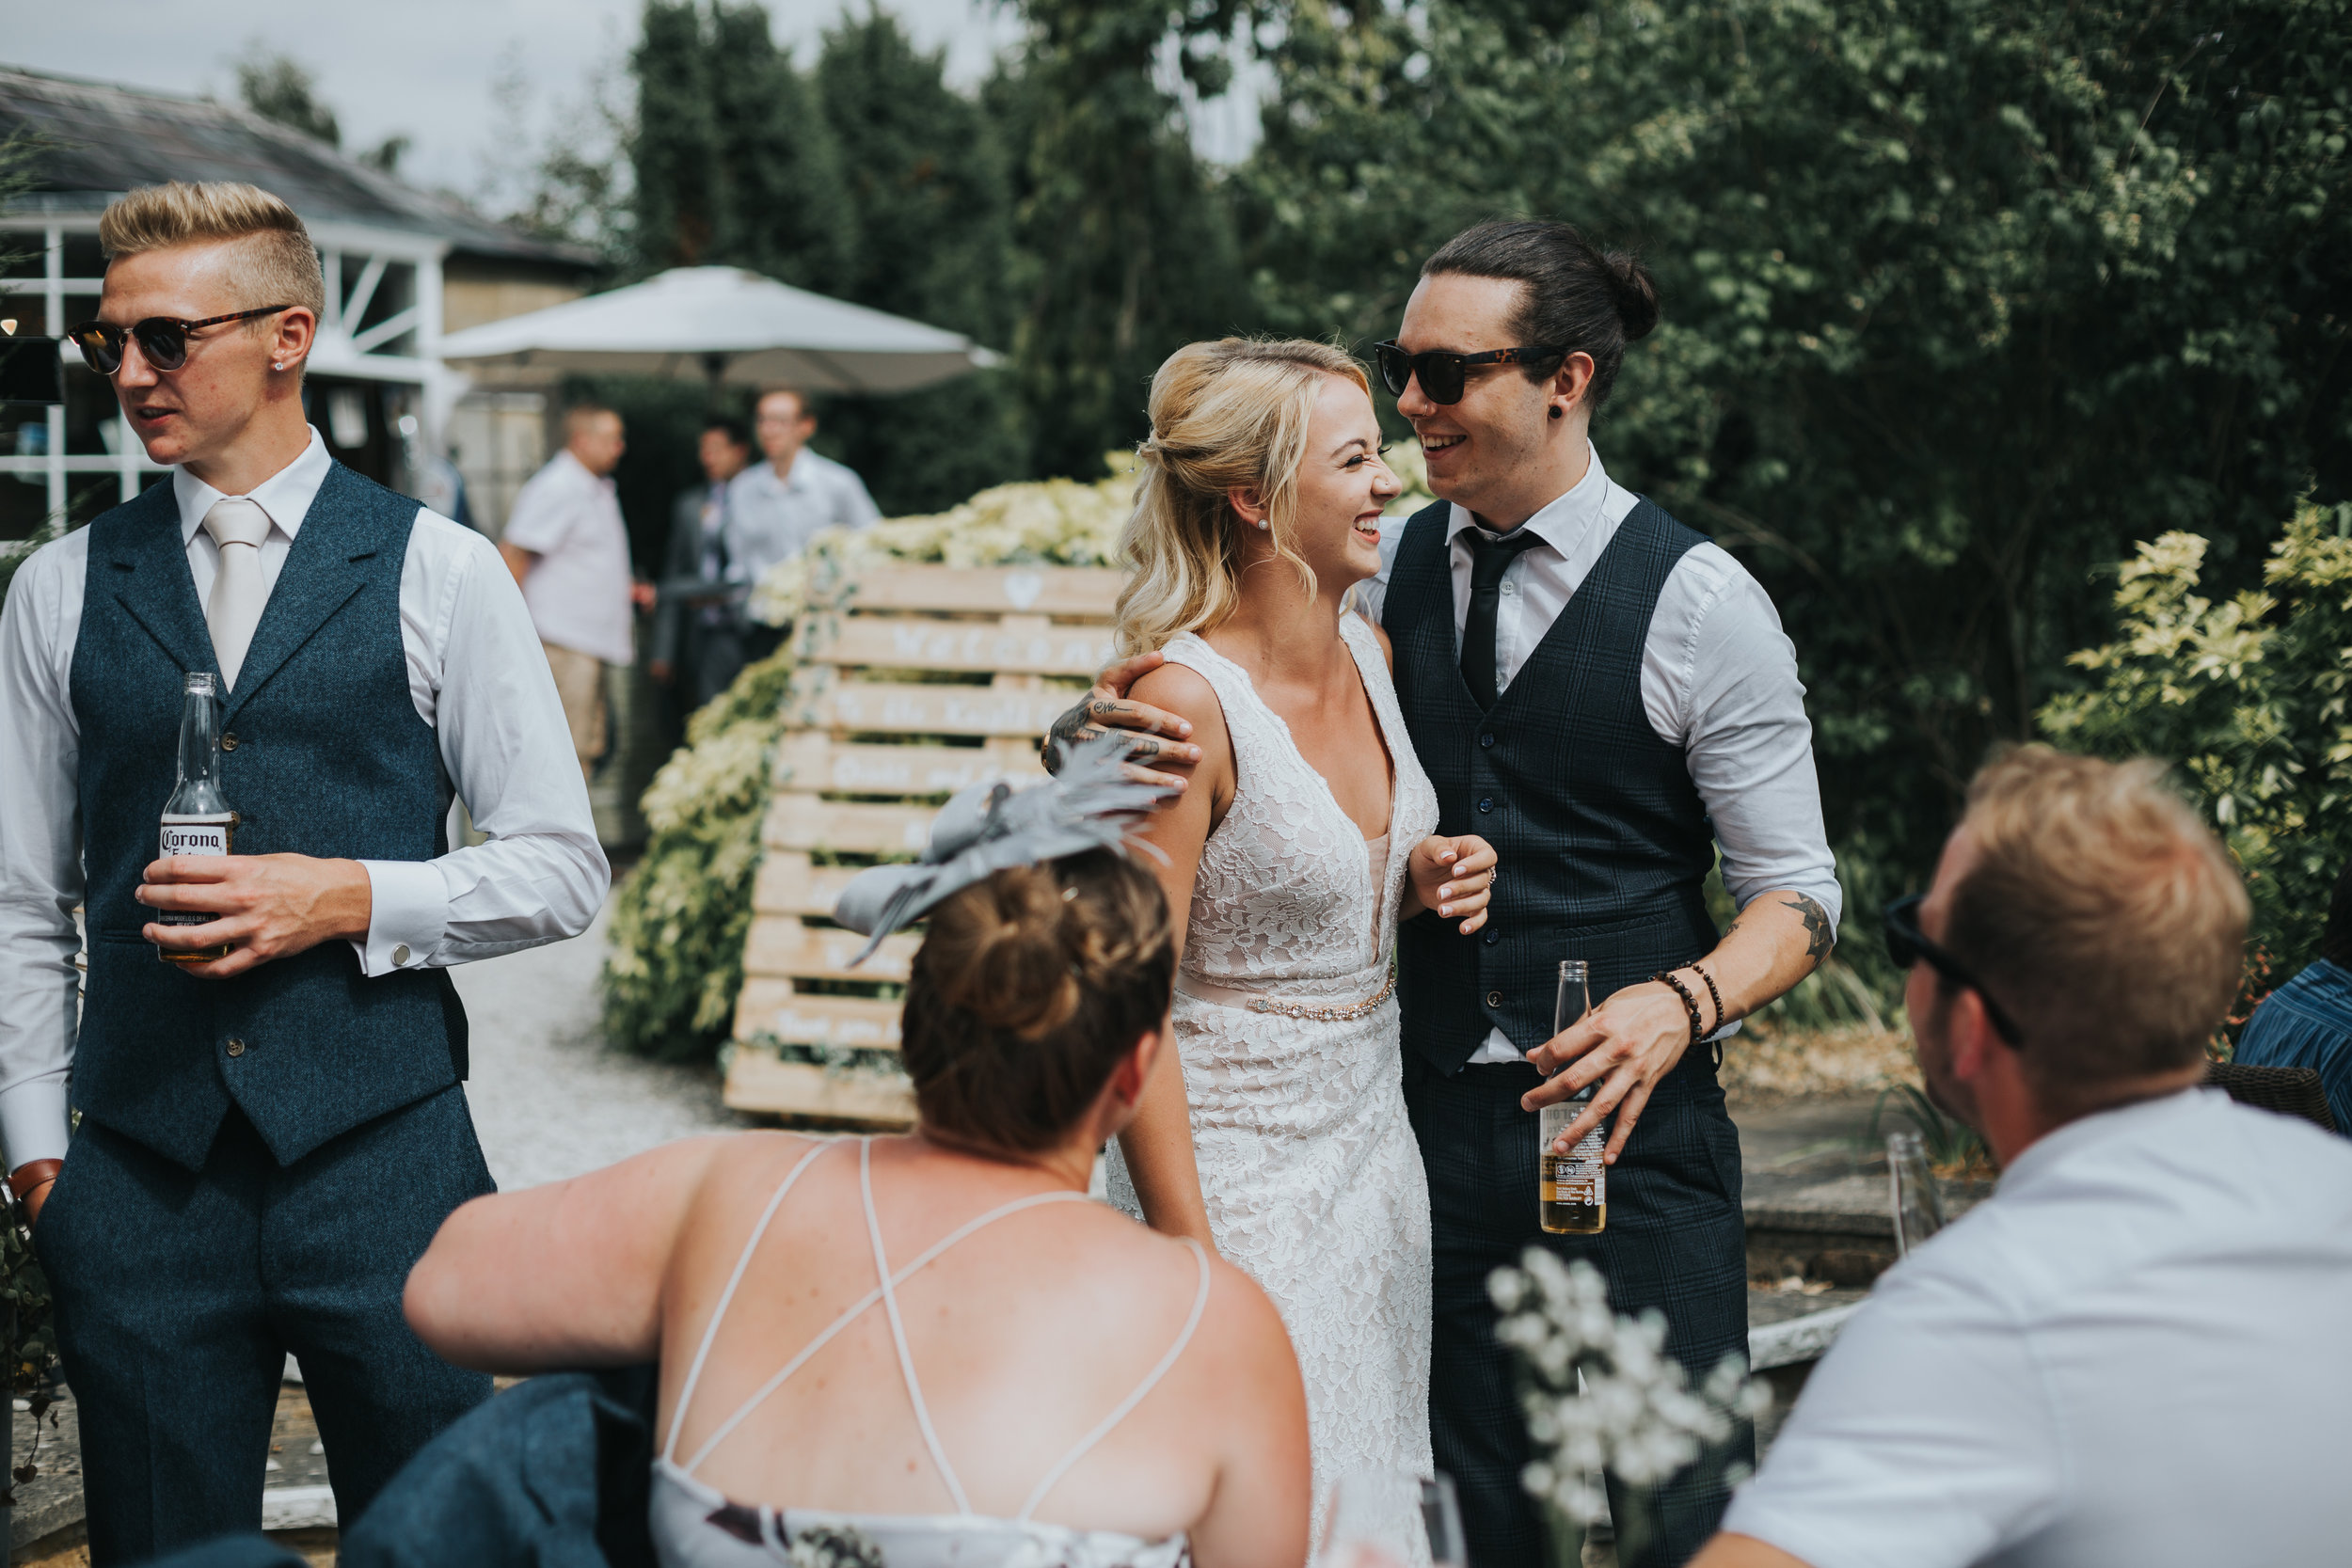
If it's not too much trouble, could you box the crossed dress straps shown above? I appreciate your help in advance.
[662,1138,1213,1522]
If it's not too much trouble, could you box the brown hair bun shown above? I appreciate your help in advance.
[901,849,1175,1153]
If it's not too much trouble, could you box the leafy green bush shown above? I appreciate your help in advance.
[2041,501,2352,1022]
[601,649,801,1062]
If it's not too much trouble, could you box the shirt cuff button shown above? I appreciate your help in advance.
[391,943,411,967]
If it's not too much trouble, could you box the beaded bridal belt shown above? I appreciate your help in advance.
[1174,970,1397,1023]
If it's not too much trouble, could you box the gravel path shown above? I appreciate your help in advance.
[456,895,751,1193]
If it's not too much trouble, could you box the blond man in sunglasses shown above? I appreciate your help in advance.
[0,182,606,1561]
[1694,746,2352,1568]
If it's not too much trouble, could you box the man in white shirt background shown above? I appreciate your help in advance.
[1694,747,2352,1568]
[723,388,881,659]
[0,182,606,1560]
[499,403,641,781]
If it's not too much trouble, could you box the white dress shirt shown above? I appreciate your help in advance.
[0,428,609,1169]
[1357,443,1839,1061]
[723,449,882,587]
[1724,1088,2352,1568]
[502,448,636,666]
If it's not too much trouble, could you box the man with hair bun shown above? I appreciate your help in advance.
[1695,745,2352,1568]
[0,181,606,1559]
[1058,220,1838,1566]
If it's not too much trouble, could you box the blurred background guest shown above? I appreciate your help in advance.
[500,404,638,781]
[723,388,880,659]
[2233,858,2352,1136]
[651,415,755,712]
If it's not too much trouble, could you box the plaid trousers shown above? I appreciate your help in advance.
[1406,1055,1752,1568]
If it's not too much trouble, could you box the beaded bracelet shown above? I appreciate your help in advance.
[1692,962,1727,1035]
[1651,969,1706,1046]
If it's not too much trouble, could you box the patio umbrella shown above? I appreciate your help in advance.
[435,265,1000,394]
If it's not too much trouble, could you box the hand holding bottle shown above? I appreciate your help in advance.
[140,853,374,978]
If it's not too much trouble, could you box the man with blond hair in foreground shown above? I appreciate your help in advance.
[0,182,605,1559]
[1693,747,2352,1568]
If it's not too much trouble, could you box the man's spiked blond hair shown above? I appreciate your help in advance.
[97,182,326,318]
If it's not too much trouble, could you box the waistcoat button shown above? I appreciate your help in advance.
[1483,930,1499,946]
[1485,990,1503,1008]
[225,1038,246,1058]
[1479,733,1495,748]
[1477,797,1494,813]
[220,734,239,752]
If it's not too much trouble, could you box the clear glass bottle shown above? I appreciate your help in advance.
[156,670,235,964]
[1539,959,1606,1234]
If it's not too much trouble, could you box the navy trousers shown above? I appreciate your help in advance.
[1406,1057,1751,1568]
[34,1087,496,1565]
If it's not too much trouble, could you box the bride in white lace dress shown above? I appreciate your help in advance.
[1100,339,1499,1498]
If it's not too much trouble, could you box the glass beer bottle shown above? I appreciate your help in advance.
[1539,958,1607,1234]
[156,670,236,964]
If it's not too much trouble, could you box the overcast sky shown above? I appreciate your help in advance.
[4,0,1038,197]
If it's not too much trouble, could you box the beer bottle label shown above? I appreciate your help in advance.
[1540,1126,1607,1207]
[159,821,230,858]
[157,817,232,928]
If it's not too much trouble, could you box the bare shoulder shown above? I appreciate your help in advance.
[1129,659,1226,736]
[1188,1247,1302,1383]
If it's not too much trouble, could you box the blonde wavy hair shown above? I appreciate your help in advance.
[1113,338,1370,658]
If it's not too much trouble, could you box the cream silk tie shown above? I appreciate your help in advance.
[200,497,272,689]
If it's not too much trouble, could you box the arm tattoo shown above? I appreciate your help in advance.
[1780,894,1836,962]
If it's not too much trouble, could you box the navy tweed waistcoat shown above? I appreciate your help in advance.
[1383,497,1719,1075]
[70,463,468,1171]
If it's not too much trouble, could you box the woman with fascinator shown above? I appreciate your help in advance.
[404,737,1311,1568]
[1098,340,1498,1501]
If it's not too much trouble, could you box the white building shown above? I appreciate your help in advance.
[0,64,596,546]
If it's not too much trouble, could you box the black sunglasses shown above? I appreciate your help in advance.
[66,307,294,376]
[1883,894,2025,1046]
[1373,341,1568,405]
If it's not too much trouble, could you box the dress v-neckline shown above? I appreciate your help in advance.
[1191,618,1401,848]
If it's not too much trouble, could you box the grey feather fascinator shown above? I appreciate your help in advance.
[832,732,1171,966]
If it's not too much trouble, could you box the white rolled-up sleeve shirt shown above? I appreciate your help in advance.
[1358,443,1840,1062]
[0,428,609,1169]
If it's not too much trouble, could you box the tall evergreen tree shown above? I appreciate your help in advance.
[809,9,1028,514]
[629,1,855,286]
[995,0,1254,478]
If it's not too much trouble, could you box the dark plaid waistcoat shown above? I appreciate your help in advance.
[71,463,468,1171]
[1382,497,1720,1075]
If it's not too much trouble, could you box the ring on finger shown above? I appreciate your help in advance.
[1486,867,1496,888]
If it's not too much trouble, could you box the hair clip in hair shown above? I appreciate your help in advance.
[832,732,1173,968]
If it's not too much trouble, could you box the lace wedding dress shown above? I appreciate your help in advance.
[1110,611,1438,1498]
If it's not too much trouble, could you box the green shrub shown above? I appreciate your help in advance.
[600,648,801,1062]
[2041,501,2352,1025]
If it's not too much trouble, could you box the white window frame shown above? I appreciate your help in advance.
[0,216,459,529]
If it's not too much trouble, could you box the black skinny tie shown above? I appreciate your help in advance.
[1459,528,1546,709]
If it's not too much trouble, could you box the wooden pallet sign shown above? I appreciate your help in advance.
[725,562,1122,1125]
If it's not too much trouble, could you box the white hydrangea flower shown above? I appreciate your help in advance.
[1486,1252,1764,1528]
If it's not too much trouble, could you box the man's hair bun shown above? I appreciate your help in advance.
[1422,219,1661,413]
[1605,252,1661,341]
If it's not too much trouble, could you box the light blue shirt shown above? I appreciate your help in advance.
[722,449,881,588]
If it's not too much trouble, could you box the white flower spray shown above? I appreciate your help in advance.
[1488,1251,1772,1543]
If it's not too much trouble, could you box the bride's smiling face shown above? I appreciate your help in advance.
[1240,373,1401,591]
